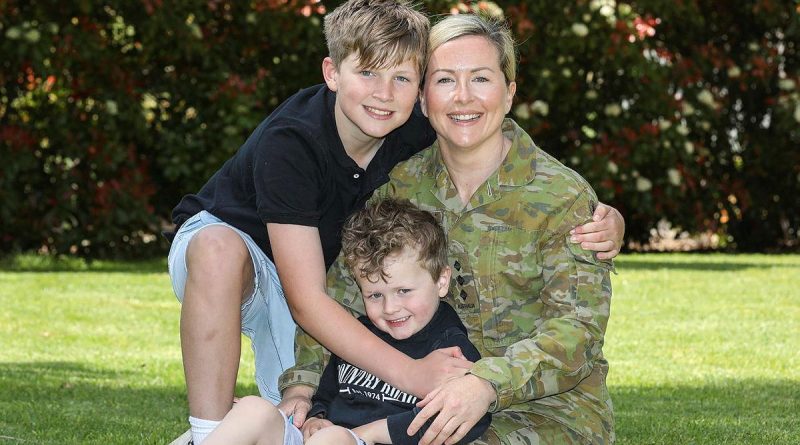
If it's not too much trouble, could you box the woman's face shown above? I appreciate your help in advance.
[421,34,516,153]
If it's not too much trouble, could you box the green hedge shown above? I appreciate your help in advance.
[2,0,798,257]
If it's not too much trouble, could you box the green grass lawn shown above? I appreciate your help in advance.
[1,253,798,444]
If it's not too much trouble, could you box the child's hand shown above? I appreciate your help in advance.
[352,419,390,445]
[301,417,334,441]
[277,385,314,427]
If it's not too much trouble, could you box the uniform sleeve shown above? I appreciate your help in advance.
[278,254,366,393]
[278,325,326,393]
[468,190,613,411]
[386,327,491,445]
[307,356,340,419]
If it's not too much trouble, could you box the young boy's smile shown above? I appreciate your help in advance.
[357,246,451,340]
[323,54,420,153]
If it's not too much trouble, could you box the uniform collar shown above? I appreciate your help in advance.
[421,118,539,211]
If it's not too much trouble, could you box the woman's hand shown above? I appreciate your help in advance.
[402,347,473,397]
[570,202,625,259]
[408,374,494,445]
[277,385,314,427]
[301,417,334,441]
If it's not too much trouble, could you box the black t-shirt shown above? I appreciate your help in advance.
[307,303,491,445]
[170,84,436,269]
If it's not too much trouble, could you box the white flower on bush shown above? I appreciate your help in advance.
[682,102,695,115]
[604,103,622,117]
[684,141,695,154]
[585,90,598,100]
[794,105,800,123]
[142,93,157,110]
[677,122,690,136]
[636,176,652,192]
[531,100,549,116]
[727,66,741,78]
[778,79,796,91]
[667,168,681,186]
[697,89,716,108]
[658,117,671,130]
[514,103,530,120]
[572,23,589,37]
[106,100,118,116]
[607,161,619,174]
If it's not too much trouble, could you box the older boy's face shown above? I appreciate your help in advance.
[357,247,450,340]
[323,54,420,145]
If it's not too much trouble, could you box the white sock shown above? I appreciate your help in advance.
[189,416,221,445]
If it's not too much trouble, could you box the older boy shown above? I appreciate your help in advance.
[202,199,490,445]
[167,1,446,443]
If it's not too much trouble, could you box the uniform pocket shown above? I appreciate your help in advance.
[478,227,545,351]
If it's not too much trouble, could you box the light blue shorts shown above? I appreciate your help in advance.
[279,411,304,445]
[167,210,296,404]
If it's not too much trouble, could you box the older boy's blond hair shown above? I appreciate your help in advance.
[324,0,429,76]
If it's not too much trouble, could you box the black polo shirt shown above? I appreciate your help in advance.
[171,84,435,269]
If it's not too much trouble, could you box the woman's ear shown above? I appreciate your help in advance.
[419,90,428,117]
[505,81,517,114]
[322,57,339,92]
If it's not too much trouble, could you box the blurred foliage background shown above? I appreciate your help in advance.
[2,0,799,258]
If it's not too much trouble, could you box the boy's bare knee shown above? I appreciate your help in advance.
[187,226,249,267]
[306,425,357,445]
[184,225,255,303]
[235,396,284,426]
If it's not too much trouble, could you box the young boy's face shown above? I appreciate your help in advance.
[323,54,420,145]
[356,246,451,340]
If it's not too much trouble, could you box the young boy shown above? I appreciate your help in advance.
[202,199,490,445]
[166,0,622,442]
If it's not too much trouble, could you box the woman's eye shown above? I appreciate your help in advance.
[474,76,489,82]
[436,77,453,84]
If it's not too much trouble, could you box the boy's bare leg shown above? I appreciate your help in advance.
[181,225,255,421]
[203,396,286,445]
[306,426,361,445]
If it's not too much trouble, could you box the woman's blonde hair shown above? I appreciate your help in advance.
[427,13,517,84]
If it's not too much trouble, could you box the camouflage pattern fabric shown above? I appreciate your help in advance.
[279,119,614,444]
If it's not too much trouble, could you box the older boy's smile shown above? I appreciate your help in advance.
[364,105,393,117]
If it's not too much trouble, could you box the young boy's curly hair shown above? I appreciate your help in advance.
[341,198,448,282]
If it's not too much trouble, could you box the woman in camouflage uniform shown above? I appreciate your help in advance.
[369,14,614,444]
[284,13,616,445]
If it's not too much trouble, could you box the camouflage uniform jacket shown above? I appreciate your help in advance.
[279,119,614,443]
